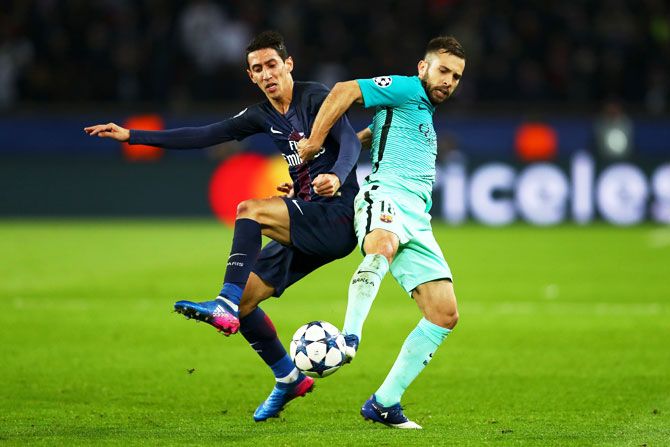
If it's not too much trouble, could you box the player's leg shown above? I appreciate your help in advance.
[361,280,455,430]
[362,213,454,429]
[342,189,403,361]
[244,232,352,422]
[342,229,397,354]
[219,197,290,318]
[237,267,294,384]
[374,279,456,402]
[413,279,459,329]
[174,197,289,335]
[236,196,291,245]
[236,272,315,422]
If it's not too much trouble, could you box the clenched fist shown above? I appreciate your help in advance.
[312,173,341,197]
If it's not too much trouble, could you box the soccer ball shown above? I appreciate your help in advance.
[289,321,347,378]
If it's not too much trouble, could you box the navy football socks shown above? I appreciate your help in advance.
[220,218,261,305]
[240,307,297,381]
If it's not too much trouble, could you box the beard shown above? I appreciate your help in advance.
[420,78,451,105]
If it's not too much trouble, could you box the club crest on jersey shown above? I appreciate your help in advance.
[380,213,393,223]
[373,76,392,88]
[379,200,395,223]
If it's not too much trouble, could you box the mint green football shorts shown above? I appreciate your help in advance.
[353,182,453,294]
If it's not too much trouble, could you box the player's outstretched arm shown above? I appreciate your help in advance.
[84,123,130,142]
[297,80,363,161]
[85,109,260,150]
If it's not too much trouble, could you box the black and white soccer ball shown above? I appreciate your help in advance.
[289,321,347,378]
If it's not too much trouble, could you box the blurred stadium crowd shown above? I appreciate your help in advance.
[0,0,668,112]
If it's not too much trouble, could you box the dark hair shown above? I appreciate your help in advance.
[425,36,465,60]
[245,31,289,66]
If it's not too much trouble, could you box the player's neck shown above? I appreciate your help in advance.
[268,79,294,115]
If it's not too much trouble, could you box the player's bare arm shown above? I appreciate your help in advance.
[297,80,363,161]
[357,127,372,150]
[84,123,130,142]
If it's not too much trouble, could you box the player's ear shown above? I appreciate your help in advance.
[418,59,428,78]
[246,68,256,84]
[285,56,294,73]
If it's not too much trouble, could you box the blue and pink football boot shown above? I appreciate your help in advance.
[174,296,240,335]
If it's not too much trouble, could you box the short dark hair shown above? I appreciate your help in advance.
[425,36,465,60]
[245,31,288,66]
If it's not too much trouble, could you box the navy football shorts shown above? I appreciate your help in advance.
[252,197,356,297]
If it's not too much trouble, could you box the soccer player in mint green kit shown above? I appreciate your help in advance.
[298,36,465,429]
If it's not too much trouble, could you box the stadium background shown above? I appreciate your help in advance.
[1,1,669,445]
[1,0,669,224]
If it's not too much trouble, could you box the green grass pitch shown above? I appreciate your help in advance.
[1,220,669,446]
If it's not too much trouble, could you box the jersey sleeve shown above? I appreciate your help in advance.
[129,107,262,149]
[305,83,330,115]
[327,113,361,185]
[305,82,360,184]
[356,75,419,109]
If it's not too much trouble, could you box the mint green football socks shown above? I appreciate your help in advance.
[342,254,389,340]
[375,317,452,407]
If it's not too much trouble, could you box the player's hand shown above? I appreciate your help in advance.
[276,182,295,198]
[312,173,341,197]
[84,123,130,142]
[296,138,323,161]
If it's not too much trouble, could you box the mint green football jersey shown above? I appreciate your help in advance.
[356,75,437,204]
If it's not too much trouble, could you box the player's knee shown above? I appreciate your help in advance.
[377,243,396,264]
[422,288,459,329]
[443,308,459,329]
[365,236,397,263]
[427,308,459,330]
[236,199,261,221]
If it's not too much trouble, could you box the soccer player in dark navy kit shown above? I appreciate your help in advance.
[85,31,360,421]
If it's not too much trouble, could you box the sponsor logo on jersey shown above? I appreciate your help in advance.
[419,123,437,145]
[283,151,302,166]
[284,140,325,167]
[373,76,392,88]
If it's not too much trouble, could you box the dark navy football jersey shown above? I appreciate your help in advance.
[130,81,360,203]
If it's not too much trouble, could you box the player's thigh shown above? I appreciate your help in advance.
[239,272,275,318]
[390,229,453,294]
[237,197,290,245]
[252,240,338,299]
[412,279,458,329]
[285,199,356,258]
